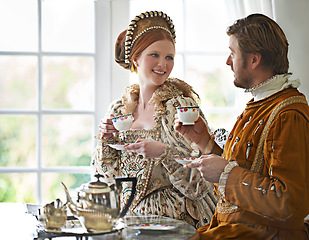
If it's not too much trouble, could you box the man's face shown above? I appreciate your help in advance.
[226,35,253,89]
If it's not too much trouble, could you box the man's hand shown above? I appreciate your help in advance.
[184,154,228,183]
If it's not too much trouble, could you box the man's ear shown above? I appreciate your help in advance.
[251,52,262,69]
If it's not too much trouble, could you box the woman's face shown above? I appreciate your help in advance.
[135,39,175,87]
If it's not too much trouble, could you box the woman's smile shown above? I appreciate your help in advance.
[135,39,175,86]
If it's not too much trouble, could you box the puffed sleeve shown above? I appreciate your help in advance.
[90,99,123,185]
[159,95,215,200]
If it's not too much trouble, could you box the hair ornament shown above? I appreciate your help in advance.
[124,11,176,64]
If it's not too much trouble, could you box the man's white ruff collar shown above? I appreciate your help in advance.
[245,73,300,101]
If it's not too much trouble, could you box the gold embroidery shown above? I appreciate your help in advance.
[251,95,307,173]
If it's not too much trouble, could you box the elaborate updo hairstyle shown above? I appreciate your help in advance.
[227,13,289,74]
[115,11,176,73]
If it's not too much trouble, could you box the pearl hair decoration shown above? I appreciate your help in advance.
[124,11,176,64]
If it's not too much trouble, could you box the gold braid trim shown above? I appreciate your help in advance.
[251,95,308,174]
[129,159,155,212]
[218,161,239,199]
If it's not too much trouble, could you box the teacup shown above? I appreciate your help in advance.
[176,106,199,125]
[112,113,134,131]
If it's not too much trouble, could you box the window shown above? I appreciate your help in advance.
[0,0,95,204]
[0,0,251,204]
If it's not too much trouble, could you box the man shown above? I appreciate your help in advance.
[176,13,309,239]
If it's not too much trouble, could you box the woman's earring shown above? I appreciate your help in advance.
[133,60,138,67]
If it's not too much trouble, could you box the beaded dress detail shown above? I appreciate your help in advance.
[91,78,218,227]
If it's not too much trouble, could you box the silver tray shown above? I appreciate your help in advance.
[26,203,122,238]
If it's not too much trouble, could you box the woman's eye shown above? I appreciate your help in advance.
[166,56,174,60]
[150,53,159,57]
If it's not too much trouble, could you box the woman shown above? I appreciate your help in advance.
[91,10,217,228]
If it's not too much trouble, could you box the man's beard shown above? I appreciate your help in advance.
[233,74,254,89]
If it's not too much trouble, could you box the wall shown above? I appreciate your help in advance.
[95,0,130,126]
[111,0,130,101]
[274,0,309,98]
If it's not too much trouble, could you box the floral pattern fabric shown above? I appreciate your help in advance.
[91,78,218,228]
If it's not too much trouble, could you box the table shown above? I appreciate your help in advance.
[0,203,196,240]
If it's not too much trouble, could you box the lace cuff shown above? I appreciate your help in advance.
[218,160,239,199]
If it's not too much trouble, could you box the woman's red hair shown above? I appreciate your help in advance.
[130,29,175,73]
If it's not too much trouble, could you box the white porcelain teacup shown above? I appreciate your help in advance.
[112,113,134,131]
[176,106,199,125]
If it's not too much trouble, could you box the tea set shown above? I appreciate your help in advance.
[37,105,198,233]
[37,174,137,233]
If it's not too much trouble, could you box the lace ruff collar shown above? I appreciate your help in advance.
[245,73,300,101]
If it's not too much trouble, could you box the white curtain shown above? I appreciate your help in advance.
[224,0,274,22]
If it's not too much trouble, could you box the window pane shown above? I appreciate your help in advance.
[0,56,37,110]
[186,0,230,52]
[129,0,184,51]
[41,173,91,204]
[42,115,93,167]
[186,55,235,107]
[170,54,184,79]
[0,0,38,52]
[0,173,37,203]
[0,115,36,167]
[42,56,94,110]
[42,0,95,53]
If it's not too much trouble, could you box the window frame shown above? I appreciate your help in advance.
[0,0,249,204]
[0,0,117,204]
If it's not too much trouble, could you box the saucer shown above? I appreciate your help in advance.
[108,143,133,151]
[175,157,198,165]
[127,223,176,231]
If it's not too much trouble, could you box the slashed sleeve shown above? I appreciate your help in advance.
[225,109,309,220]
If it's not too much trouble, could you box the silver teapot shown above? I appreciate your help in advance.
[61,173,137,232]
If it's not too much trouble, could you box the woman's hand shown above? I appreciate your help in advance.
[184,154,228,183]
[174,115,211,152]
[99,115,118,139]
[124,139,166,158]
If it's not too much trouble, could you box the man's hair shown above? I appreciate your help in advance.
[227,13,289,74]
